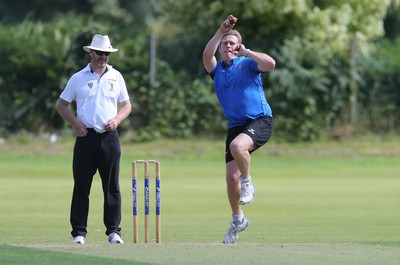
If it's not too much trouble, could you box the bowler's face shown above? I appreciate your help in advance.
[219,35,239,59]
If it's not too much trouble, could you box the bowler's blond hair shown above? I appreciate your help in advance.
[220,30,242,46]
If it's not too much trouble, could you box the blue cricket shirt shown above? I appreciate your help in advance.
[208,57,272,128]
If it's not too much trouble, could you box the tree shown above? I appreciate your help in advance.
[1,0,400,140]
[0,14,114,133]
[152,0,397,140]
[0,0,92,23]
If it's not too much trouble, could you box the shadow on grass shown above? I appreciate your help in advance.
[0,244,151,265]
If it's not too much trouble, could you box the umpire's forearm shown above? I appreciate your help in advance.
[55,99,81,128]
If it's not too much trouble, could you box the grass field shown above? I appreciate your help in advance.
[0,137,399,264]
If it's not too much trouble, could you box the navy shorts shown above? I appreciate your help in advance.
[225,116,273,163]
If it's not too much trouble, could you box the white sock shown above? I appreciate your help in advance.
[232,211,244,225]
[240,175,251,183]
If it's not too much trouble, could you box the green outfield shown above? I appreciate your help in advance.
[0,138,399,265]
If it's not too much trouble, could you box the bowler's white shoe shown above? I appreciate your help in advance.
[72,236,85,244]
[223,218,249,244]
[108,232,124,244]
[239,182,256,205]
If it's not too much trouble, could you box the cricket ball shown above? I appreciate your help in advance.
[229,16,238,25]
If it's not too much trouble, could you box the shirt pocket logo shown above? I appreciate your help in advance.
[107,79,118,93]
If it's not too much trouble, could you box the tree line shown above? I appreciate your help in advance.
[0,0,399,142]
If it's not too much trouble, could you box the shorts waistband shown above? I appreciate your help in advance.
[87,128,107,134]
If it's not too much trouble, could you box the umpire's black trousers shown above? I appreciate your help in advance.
[70,129,122,238]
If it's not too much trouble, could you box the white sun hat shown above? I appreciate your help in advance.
[83,34,118,53]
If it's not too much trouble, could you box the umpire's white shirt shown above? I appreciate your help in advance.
[60,64,129,133]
